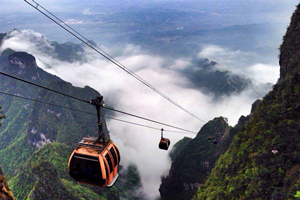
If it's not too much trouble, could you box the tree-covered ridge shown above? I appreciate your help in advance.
[0,105,14,200]
[160,117,240,200]
[196,3,300,199]
[0,50,123,199]
[181,59,251,96]
[0,50,101,176]
[279,4,300,80]
[8,143,119,200]
[0,49,145,199]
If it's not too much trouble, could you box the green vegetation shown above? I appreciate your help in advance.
[0,105,14,200]
[160,117,239,200]
[8,143,114,200]
[0,106,5,127]
[115,164,144,200]
[0,50,122,199]
[196,3,300,199]
[169,137,192,161]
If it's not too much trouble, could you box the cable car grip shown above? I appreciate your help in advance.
[90,96,105,144]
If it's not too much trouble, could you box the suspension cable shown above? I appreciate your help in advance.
[0,91,195,134]
[0,71,197,133]
[0,71,89,104]
[24,0,206,124]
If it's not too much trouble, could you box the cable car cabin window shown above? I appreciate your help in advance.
[115,146,120,163]
[110,148,118,166]
[69,153,105,186]
[105,153,113,172]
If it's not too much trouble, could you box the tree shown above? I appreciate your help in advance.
[0,106,5,127]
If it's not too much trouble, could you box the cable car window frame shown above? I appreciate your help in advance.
[115,146,120,164]
[74,155,99,162]
[103,155,110,178]
[110,147,118,166]
[105,152,114,172]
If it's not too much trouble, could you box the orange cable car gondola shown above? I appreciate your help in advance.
[68,96,120,187]
[159,128,170,150]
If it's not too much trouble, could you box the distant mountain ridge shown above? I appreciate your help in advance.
[182,58,251,96]
[1,29,251,97]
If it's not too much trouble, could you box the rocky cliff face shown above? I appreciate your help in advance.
[159,99,260,200]
[0,167,14,200]
[196,3,300,199]
[279,4,300,80]
[159,117,234,200]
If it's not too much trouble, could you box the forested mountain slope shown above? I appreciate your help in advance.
[195,4,300,199]
[159,104,258,200]
[0,105,15,200]
[0,50,120,199]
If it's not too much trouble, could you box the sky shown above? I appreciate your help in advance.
[0,0,299,199]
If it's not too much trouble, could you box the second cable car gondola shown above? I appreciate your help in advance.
[68,96,120,187]
[159,128,170,150]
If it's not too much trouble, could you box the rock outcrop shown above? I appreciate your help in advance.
[0,167,14,200]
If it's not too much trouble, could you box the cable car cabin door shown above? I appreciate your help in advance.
[68,152,107,187]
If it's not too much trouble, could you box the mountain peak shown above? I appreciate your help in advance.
[279,4,300,80]
[8,52,37,69]
[7,51,40,79]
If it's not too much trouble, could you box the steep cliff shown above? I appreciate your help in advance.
[196,4,300,199]
[159,117,234,200]
[279,4,300,80]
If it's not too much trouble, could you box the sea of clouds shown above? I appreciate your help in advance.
[0,29,279,199]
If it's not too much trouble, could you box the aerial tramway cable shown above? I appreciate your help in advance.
[0,91,192,134]
[0,72,197,134]
[24,0,207,124]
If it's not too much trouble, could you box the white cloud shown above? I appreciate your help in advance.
[82,8,95,15]
[1,30,277,199]
[0,29,54,56]
[64,19,84,25]
[198,45,280,84]
[246,63,279,84]
[198,45,256,69]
